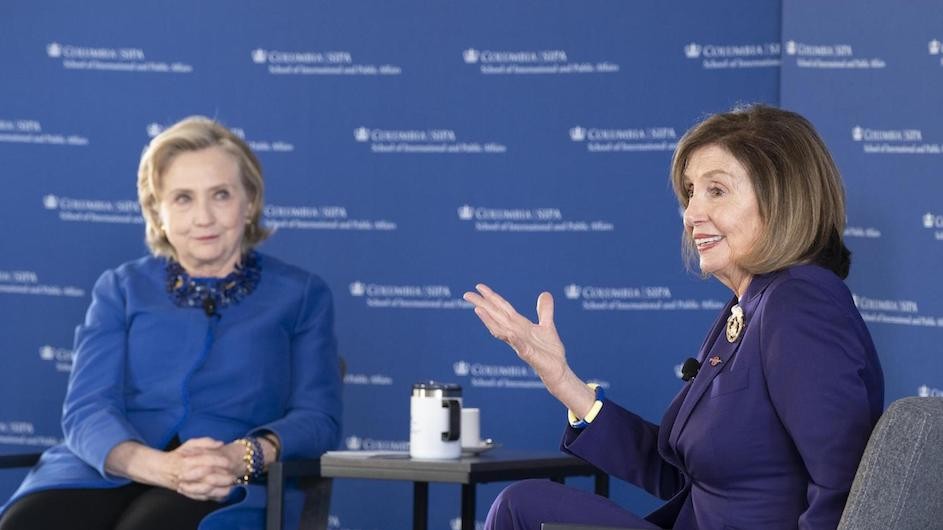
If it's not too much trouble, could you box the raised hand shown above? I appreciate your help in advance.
[463,284,596,416]
[462,284,571,390]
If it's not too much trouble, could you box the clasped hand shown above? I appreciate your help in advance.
[169,437,246,501]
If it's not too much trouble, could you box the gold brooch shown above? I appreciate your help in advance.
[725,304,744,343]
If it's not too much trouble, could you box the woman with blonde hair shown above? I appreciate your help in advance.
[0,117,342,530]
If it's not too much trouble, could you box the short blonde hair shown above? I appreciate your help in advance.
[670,105,851,278]
[137,116,270,258]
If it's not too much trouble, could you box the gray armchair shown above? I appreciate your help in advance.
[837,396,943,530]
[542,397,943,530]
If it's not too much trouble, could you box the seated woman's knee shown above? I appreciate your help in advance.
[495,479,557,509]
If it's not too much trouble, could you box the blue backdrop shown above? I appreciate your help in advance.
[0,1,939,529]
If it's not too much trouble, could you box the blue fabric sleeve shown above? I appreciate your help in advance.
[760,277,882,530]
[251,274,342,459]
[61,268,143,480]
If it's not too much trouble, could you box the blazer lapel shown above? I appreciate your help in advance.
[658,382,691,467]
[658,297,733,463]
[666,272,778,451]
[669,296,742,449]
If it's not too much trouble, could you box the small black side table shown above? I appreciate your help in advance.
[321,449,609,530]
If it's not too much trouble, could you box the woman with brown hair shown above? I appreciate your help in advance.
[465,105,884,530]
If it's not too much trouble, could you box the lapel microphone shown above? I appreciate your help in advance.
[681,357,701,382]
[202,297,218,318]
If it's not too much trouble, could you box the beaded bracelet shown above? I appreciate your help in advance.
[236,437,264,484]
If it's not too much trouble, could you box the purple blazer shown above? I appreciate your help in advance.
[562,264,884,530]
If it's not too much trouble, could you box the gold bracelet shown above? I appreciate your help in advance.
[259,432,281,461]
[235,437,263,484]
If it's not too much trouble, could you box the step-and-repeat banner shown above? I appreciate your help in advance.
[781,0,943,406]
[0,1,938,528]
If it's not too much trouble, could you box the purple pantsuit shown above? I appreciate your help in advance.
[487,264,884,530]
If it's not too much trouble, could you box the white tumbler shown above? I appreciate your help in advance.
[410,382,462,459]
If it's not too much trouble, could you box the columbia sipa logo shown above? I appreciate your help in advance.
[930,40,942,55]
[46,42,62,58]
[917,385,943,397]
[345,436,363,450]
[39,345,56,361]
[924,212,943,229]
[349,282,366,297]
[463,48,480,64]
[564,284,581,300]
[42,194,59,209]
[251,48,267,64]
[457,205,474,221]
[146,123,163,138]
[38,345,73,371]
[569,126,586,142]
[683,43,702,59]
[852,126,864,142]
[453,361,470,376]
[353,127,370,142]
[785,40,798,56]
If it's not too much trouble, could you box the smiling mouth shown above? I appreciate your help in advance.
[694,235,724,249]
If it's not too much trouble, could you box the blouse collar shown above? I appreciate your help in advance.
[165,251,261,311]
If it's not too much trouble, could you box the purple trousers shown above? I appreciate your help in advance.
[485,479,663,530]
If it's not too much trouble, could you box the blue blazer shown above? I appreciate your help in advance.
[1,253,343,530]
[562,264,884,529]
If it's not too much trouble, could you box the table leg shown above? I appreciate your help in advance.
[413,481,429,530]
[461,484,476,530]
[594,472,610,498]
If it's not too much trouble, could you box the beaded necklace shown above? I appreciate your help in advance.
[165,251,261,311]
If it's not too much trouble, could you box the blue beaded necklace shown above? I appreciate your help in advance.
[165,251,261,312]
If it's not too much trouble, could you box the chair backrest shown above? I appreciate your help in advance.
[297,475,333,530]
[838,397,943,530]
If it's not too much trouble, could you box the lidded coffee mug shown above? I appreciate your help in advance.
[410,381,462,459]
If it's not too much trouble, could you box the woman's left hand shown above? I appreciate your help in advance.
[175,441,243,501]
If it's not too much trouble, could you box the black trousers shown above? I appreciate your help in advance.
[0,482,223,530]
